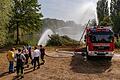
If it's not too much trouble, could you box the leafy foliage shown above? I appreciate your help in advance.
[110,0,120,33]
[20,33,40,46]
[96,0,120,33]
[100,16,112,26]
[115,40,120,48]
[97,0,110,26]
[0,0,12,47]
[46,34,80,46]
[8,0,43,44]
[47,34,62,46]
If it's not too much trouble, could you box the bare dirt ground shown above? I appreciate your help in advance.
[0,48,120,80]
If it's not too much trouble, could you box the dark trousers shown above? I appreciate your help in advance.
[31,59,34,65]
[29,52,32,60]
[9,61,14,72]
[41,55,45,63]
[33,57,40,69]
[24,54,29,65]
[16,62,24,76]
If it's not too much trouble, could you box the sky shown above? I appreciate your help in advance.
[39,0,111,24]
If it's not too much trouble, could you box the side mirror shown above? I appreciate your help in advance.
[84,39,86,42]
[84,35,86,42]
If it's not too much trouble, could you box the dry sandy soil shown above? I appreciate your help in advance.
[0,48,120,80]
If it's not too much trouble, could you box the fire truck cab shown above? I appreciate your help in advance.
[85,26,114,60]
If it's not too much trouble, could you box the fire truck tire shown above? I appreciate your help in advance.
[87,55,92,60]
[86,51,91,60]
[106,57,112,61]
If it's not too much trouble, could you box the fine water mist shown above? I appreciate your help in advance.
[55,26,84,41]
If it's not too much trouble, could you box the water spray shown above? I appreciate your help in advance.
[38,29,53,46]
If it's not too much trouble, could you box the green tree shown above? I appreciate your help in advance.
[9,0,43,44]
[0,0,12,46]
[110,0,120,33]
[100,16,112,26]
[97,0,110,26]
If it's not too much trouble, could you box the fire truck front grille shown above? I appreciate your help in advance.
[93,46,110,50]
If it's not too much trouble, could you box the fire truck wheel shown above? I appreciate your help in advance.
[106,57,112,61]
[87,55,91,60]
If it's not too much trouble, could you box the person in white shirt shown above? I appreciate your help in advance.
[32,46,41,70]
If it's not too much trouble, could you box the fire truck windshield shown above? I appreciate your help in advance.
[90,31,113,43]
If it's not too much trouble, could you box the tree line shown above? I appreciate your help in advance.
[97,0,120,33]
[0,0,81,47]
[0,0,12,47]
[0,0,120,47]
[0,0,43,47]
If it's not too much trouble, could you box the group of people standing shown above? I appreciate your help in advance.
[6,45,45,78]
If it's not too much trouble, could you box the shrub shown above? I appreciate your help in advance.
[115,40,120,48]
[47,34,62,46]
[46,34,80,46]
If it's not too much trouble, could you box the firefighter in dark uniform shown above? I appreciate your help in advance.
[39,45,45,64]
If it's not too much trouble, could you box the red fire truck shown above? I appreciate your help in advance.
[84,26,114,60]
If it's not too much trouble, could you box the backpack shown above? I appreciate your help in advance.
[16,54,22,62]
[16,53,26,62]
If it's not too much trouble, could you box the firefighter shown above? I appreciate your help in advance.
[39,45,45,64]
